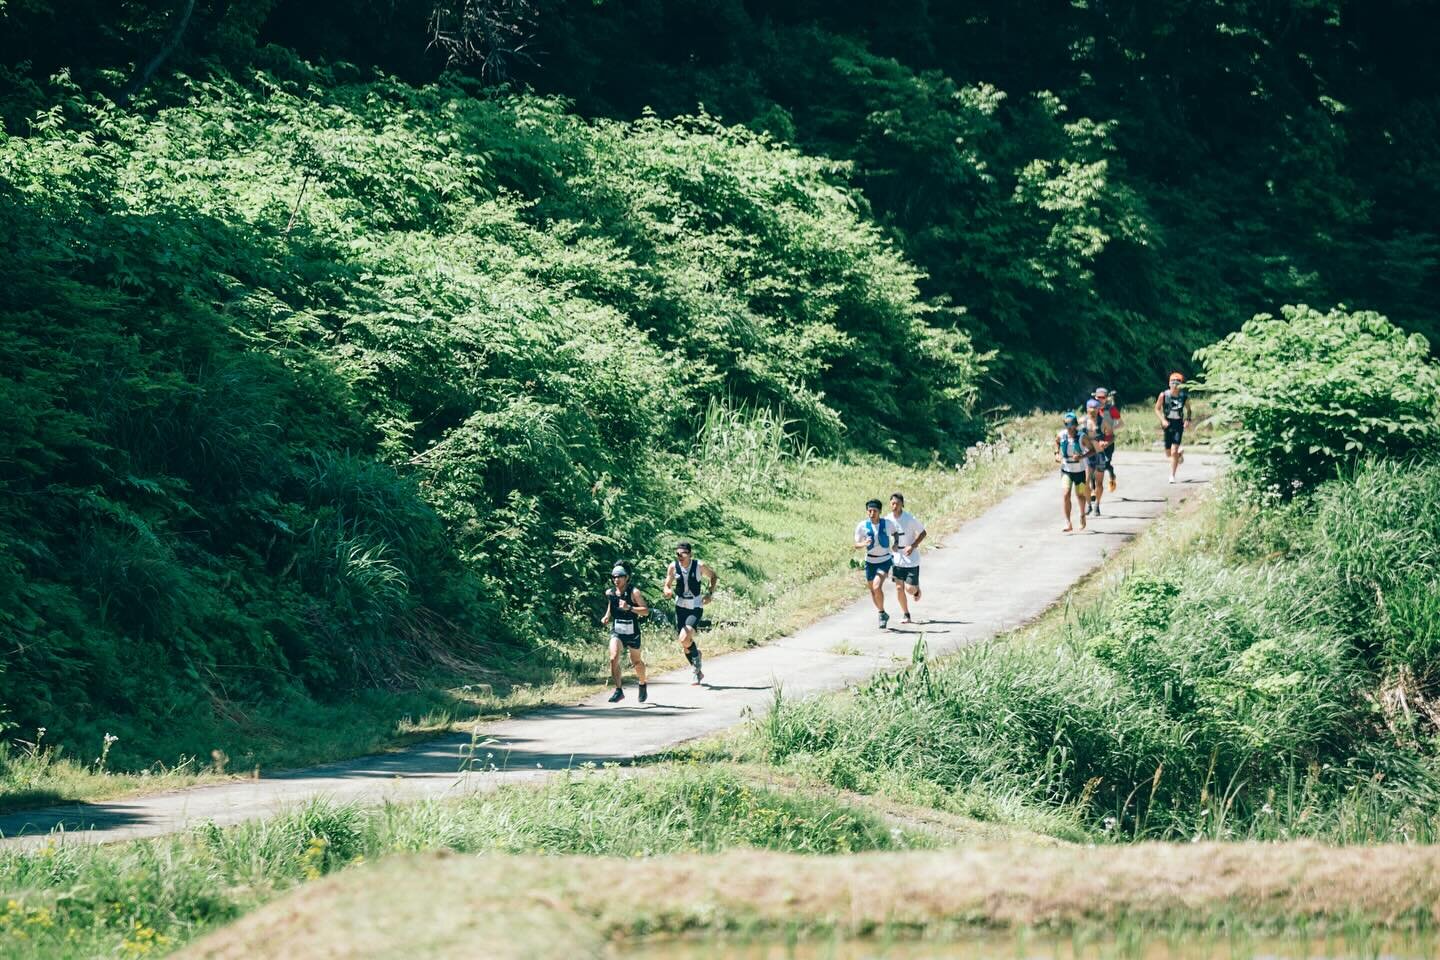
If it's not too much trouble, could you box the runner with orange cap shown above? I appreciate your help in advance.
[1154,372,1192,484]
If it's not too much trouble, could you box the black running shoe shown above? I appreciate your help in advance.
[1093,504,1102,516]
[638,683,647,703]
[902,613,913,624]
[608,687,624,703]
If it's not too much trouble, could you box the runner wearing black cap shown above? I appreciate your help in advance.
[601,563,650,703]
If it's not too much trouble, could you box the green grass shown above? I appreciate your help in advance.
[0,766,924,959]
[747,458,1440,843]
[1,414,1057,813]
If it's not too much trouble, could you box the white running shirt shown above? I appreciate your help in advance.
[889,511,926,568]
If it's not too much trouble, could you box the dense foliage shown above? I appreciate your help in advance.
[1195,305,1440,490]
[0,59,980,762]
[5,2,1437,399]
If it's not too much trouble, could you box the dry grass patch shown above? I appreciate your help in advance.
[181,844,1440,959]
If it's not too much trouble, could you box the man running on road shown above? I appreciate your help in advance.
[854,498,900,628]
[1055,413,1095,533]
[601,563,649,703]
[888,492,927,624]
[1154,372,1193,484]
[1083,399,1114,516]
[663,541,716,685]
[1093,387,1122,491]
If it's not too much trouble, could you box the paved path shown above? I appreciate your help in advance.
[0,451,1221,849]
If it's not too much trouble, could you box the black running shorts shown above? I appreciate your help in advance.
[892,565,920,586]
[1163,421,1185,450]
[676,605,703,632]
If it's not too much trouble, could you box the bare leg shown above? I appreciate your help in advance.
[893,577,911,616]
[1062,489,1074,532]
[869,577,887,610]
[628,648,647,685]
[608,637,623,688]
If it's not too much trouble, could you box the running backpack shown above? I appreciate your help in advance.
[865,519,892,549]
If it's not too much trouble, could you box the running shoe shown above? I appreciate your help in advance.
[878,610,890,629]
[901,613,913,624]
[1108,477,1117,492]
[1093,504,1102,516]
[608,687,624,703]
[638,683,648,703]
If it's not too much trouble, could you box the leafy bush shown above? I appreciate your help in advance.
[1195,305,1440,490]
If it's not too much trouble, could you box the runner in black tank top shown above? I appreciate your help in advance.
[1154,372,1192,484]
[664,541,717,685]
[602,563,650,703]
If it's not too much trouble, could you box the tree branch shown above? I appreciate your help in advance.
[124,0,196,103]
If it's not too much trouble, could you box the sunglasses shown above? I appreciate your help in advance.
[675,550,691,556]
[611,574,626,579]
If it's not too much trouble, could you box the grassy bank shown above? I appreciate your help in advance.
[0,419,1054,812]
[179,844,1440,959]
[750,457,1440,843]
[0,767,929,959]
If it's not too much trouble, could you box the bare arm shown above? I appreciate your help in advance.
[662,563,675,599]
[600,591,611,626]
[629,589,650,618]
[700,562,718,601]
[1154,392,1166,425]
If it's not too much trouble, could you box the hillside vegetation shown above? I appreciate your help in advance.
[0,58,983,767]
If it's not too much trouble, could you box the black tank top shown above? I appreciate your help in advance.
[608,588,639,634]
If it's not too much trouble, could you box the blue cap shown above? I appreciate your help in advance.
[1062,412,1078,424]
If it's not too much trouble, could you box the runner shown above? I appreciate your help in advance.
[1055,412,1095,533]
[1154,372,1192,483]
[1093,387,1122,492]
[1083,399,1114,516]
[601,563,649,703]
[663,540,716,685]
[887,492,927,624]
[854,498,900,628]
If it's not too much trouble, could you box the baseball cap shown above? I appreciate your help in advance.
[1086,399,1101,410]
[1093,387,1109,398]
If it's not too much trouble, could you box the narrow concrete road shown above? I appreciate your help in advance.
[0,451,1221,848]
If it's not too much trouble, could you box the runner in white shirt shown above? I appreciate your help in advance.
[888,492,927,624]
[854,498,900,629]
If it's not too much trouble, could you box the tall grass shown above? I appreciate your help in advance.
[691,397,813,503]
[755,459,1440,842]
[0,767,921,959]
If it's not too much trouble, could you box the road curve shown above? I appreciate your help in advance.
[0,451,1221,848]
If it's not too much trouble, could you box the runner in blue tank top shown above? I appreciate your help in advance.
[854,499,901,629]
[1054,413,1096,533]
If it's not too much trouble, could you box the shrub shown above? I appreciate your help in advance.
[1194,304,1440,491]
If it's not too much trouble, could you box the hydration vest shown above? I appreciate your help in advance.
[865,519,892,551]
[1162,388,1188,420]
[673,559,703,607]
[1058,430,1089,469]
